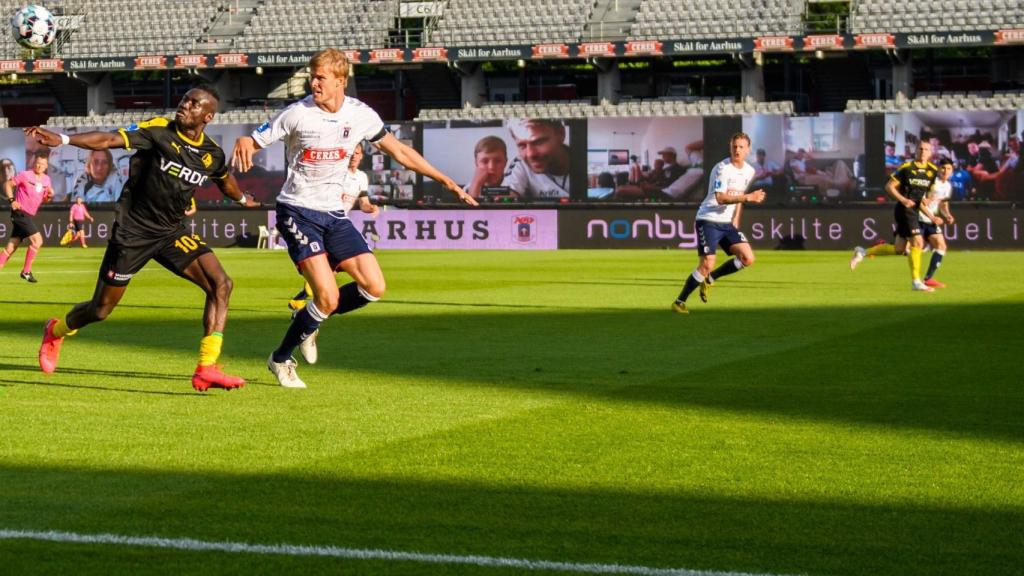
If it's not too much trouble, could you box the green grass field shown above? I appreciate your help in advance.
[1,248,1022,576]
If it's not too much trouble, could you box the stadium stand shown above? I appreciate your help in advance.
[845,91,1024,112]
[851,0,1024,33]
[233,0,398,52]
[628,0,804,40]
[43,106,273,128]
[426,0,594,47]
[43,0,226,57]
[416,98,794,121]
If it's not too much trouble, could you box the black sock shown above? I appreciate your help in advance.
[291,287,308,300]
[676,272,703,303]
[273,303,328,363]
[925,251,943,280]
[710,257,744,281]
[334,282,374,316]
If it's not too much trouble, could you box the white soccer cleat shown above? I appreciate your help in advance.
[850,246,865,270]
[299,328,318,364]
[911,280,934,292]
[267,354,307,388]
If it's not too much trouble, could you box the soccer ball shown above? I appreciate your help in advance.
[11,5,56,50]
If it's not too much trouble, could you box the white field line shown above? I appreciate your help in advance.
[0,529,800,576]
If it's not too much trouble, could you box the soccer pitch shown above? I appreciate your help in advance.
[1,248,1022,576]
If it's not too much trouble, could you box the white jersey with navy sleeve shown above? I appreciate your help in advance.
[340,169,369,213]
[696,158,755,224]
[252,95,387,212]
[919,179,952,223]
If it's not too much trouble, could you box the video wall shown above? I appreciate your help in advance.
[2,110,1021,207]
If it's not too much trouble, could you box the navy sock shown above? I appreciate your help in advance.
[291,287,308,300]
[273,302,328,363]
[334,282,374,316]
[676,271,704,303]
[710,257,744,281]
[925,251,943,280]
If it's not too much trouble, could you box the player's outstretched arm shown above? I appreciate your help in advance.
[215,173,261,208]
[230,136,262,173]
[24,126,126,150]
[375,133,478,206]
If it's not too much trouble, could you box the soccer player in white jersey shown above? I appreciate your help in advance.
[918,158,955,288]
[231,48,476,388]
[289,143,379,363]
[672,132,766,314]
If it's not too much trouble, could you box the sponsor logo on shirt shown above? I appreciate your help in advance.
[256,122,270,133]
[302,148,348,163]
[159,157,210,186]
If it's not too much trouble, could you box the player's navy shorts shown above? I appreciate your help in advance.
[99,224,211,286]
[919,220,942,237]
[72,220,85,233]
[10,211,39,239]
[275,202,371,271]
[894,204,922,238]
[696,220,748,256]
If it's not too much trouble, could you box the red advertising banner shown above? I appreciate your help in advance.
[802,35,845,51]
[994,29,1024,44]
[214,53,249,67]
[133,55,167,69]
[754,36,795,51]
[173,54,207,69]
[853,33,896,49]
[32,58,63,72]
[578,42,616,57]
[369,48,404,63]
[411,47,448,62]
[623,40,663,56]
[0,60,27,73]
[532,44,570,59]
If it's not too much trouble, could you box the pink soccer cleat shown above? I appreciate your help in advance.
[39,318,64,374]
[923,278,946,289]
[191,364,246,391]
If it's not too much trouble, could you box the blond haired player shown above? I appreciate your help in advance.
[232,48,476,389]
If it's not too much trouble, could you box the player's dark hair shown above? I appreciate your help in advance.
[938,158,954,167]
[192,83,221,103]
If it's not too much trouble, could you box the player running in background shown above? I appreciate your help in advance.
[27,85,261,391]
[62,196,95,247]
[849,158,955,285]
[672,132,766,314]
[1,153,54,282]
[231,48,476,389]
[879,141,937,291]
[917,158,955,288]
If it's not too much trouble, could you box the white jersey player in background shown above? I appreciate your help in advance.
[672,132,766,314]
[917,158,955,288]
[231,48,476,388]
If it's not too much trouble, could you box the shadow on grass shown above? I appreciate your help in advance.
[0,378,204,397]
[0,465,1020,576]
[2,300,1022,443]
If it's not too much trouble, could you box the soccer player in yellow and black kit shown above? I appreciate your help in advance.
[885,140,938,292]
[25,85,261,391]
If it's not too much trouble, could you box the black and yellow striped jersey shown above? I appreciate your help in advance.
[114,117,228,241]
[889,160,938,204]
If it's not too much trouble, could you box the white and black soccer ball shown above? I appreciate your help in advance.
[11,4,56,50]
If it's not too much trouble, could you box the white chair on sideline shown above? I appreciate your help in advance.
[257,225,277,249]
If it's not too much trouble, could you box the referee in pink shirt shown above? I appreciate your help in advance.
[2,154,54,282]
